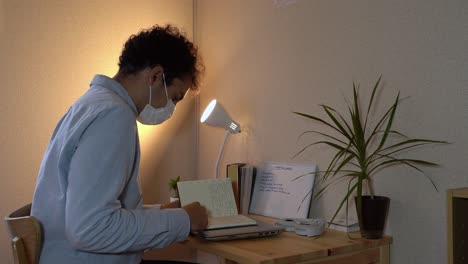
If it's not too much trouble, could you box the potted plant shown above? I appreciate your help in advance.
[293,76,447,239]
[168,176,181,202]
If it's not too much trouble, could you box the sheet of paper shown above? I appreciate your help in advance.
[177,178,238,217]
[249,161,317,219]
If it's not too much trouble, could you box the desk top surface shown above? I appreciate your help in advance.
[186,215,392,264]
[448,187,468,198]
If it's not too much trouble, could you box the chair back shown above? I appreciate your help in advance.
[4,203,42,264]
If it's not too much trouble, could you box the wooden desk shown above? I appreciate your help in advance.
[447,188,468,264]
[186,215,392,264]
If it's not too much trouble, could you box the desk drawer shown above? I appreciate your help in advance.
[297,247,380,264]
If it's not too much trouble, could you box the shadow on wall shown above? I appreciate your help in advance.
[139,98,197,204]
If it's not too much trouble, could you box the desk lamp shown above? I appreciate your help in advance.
[200,99,240,178]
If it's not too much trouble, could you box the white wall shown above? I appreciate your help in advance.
[0,0,195,262]
[196,0,468,263]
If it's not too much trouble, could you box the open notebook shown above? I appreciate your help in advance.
[177,178,257,230]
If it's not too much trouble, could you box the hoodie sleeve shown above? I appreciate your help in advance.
[64,107,190,253]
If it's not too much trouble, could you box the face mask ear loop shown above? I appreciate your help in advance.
[162,73,169,99]
[148,84,152,106]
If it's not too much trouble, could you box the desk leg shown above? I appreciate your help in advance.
[378,244,390,264]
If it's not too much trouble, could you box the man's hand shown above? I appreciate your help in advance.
[160,200,181,209]
[182,202,208,233]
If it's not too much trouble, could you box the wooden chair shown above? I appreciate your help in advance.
[4,203,42,264]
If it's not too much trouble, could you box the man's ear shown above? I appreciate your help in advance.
[149,65,164,85]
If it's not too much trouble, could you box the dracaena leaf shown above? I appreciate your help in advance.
[328,182,358,227]
[369,156,439,191]
[291,171,319,182]
[377,138,448,154]
[375,92,400,152]
[352,84,365,146]
[374,130,409,138]
[321,105,353,141]
[314,172,360,199]
[332,155,355,177]
[297,188,313,213]
[322,105,354,141]
[368,142,431,165]
[371,141,447,166]
[364,76,382,132]
[293,140,354,159]
[322,141,357,183]
[321,149,347,183]
[293,112,343,135]
[297,130,347,145]
[365,103,395,148]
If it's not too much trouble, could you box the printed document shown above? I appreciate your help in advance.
[249,161,317,219]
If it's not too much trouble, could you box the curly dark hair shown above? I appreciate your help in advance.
[118,25,203,90]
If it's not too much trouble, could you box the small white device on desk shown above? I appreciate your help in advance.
[274,218,325,237]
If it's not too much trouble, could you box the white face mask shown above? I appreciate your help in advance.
[137,73,176,125]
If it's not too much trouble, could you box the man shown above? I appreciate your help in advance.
[31,25,208,264]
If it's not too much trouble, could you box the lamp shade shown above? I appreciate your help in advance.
[200,100,240,133]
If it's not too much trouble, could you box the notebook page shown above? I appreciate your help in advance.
[178,178,238,217]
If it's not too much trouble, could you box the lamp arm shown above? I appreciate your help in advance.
[215,130,230,178]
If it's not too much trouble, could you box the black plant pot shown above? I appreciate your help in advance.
[355,195,390,239]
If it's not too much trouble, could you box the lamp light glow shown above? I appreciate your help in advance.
[201,99,217,123]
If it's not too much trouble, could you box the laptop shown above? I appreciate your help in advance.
[177,178,284,241]
[198,220,283,241]
[197,221,284,241]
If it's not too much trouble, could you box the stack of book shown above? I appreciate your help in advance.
[226,163,256,215]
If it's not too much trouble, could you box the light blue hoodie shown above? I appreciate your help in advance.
[32,75,190,264]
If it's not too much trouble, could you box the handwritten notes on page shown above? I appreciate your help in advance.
[249,161,317,219]
[177,178,257,229]
[178,178,238,217]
